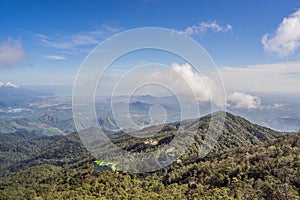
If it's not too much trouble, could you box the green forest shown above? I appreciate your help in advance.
[0,113,299,199]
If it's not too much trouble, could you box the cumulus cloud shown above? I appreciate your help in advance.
[184,21,232,36]
[226,92,261,109]
[262,8,300,57]
[43,55,66,60]
[171,63,214,101]
[105,63,224,107]
[0,38,25,68]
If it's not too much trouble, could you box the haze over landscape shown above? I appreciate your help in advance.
[0,0,299,199]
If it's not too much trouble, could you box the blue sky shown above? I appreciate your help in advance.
[0,0,300,97]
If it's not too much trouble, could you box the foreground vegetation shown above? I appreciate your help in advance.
[0,134,299,199]
[0,113,298,199]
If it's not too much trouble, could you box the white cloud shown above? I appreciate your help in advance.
[0,81,19,88]
[36,33,99,50]
[220,62,300,94]
[262,8,300,57]
[184,21,232,36]
[171,63,214,102]
[101,24,121,33]
[273,103,284,108]
[226,92,261,109]
[36,24,121,51]
[103,63,224,107]
[0,38,25,68]
[43,55,66,60]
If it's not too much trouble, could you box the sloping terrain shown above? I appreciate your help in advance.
[0,115,74,136]
[0,112,281,176]
[0,132,298,199]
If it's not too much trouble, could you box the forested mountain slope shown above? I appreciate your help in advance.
[0,133,298,199]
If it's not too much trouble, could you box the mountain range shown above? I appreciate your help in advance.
[1,86,299,132]
[0,112,284,175]
[0,112,299,199]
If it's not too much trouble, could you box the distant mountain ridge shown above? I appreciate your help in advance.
[114,112,281,165]
[0,86,48,109]
[0,114,74,137]
[0,112,282,176]
[1,89,299,131]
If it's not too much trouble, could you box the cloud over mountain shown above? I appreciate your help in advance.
[226,92,261,109]
[108,63,225,108]
[262,9,300,57]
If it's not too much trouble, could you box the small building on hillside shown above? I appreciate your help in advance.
[94,160,116,172]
